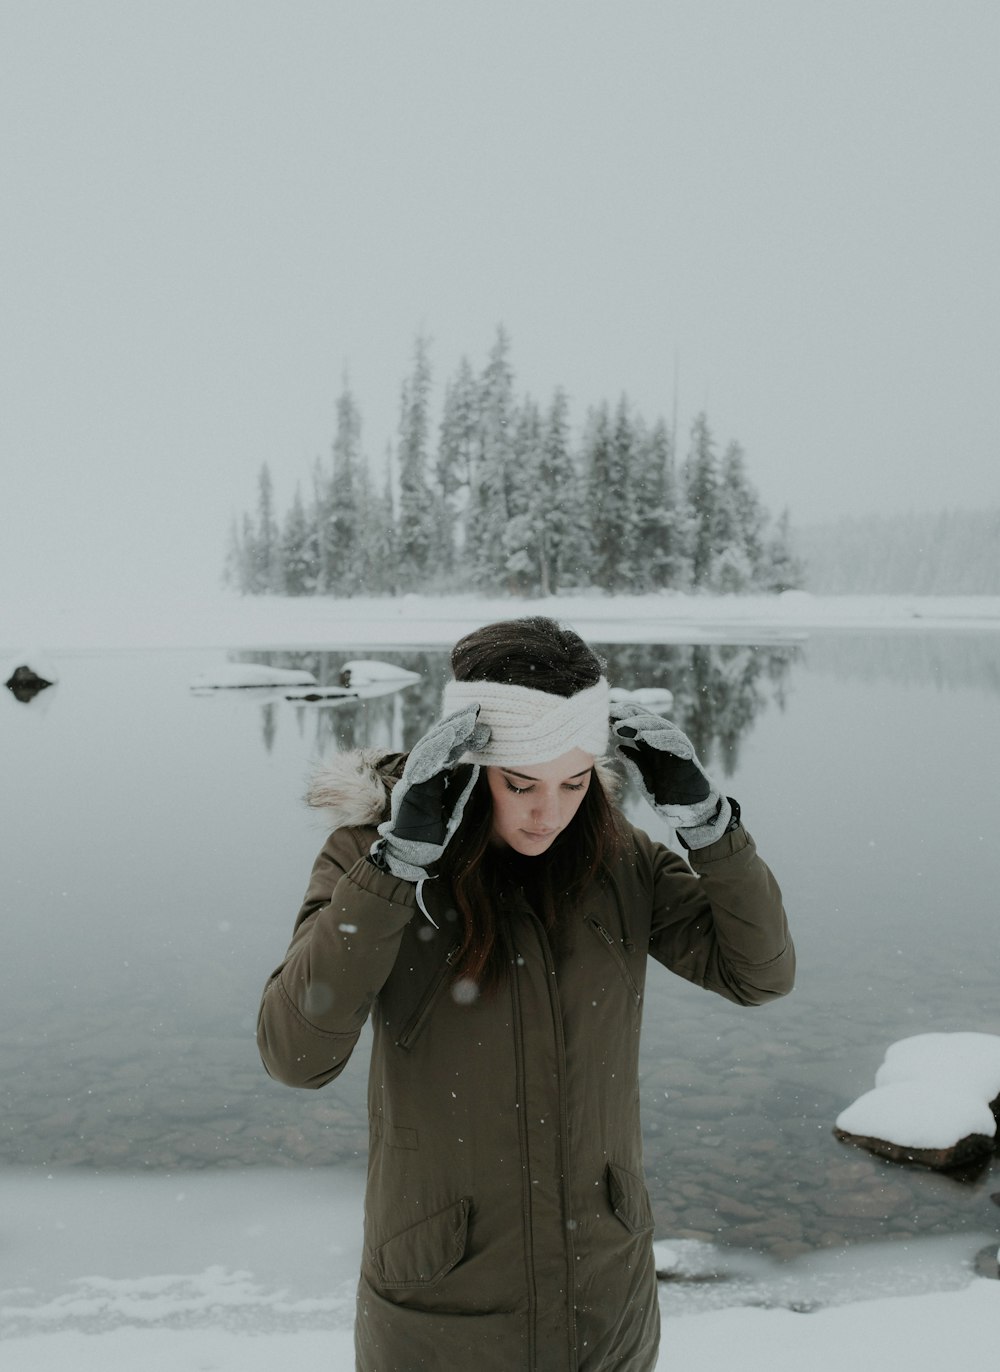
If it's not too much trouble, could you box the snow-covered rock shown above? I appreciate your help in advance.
[835,1032,1000,1170]
[189,664,317,692]
[876,1032,1000,1105]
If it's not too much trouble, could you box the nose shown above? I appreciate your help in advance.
[531,789,561,829]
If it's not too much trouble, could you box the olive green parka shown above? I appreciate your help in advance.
[257,751,794,1371]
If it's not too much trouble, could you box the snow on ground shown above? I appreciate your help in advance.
[1,1166,996,1371]
[3,589,1000,654]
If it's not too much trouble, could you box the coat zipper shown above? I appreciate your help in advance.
[529,911,578,1370]
[395,942,461,1049]
[587,918,642,1006]
[505,925,538,1369]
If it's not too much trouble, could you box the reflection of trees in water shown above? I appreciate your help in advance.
[230,644,798,773]
[804,632,1000,697]
[599,642,798,777]
[229,649,450,756]
[261,703,277,753]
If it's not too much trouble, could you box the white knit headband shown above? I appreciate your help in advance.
[441,676,610,767]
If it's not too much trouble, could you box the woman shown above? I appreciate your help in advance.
[257,616,794,1371]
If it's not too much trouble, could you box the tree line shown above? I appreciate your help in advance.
[223,328,802,598]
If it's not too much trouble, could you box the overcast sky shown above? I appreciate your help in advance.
[2,0,998,607]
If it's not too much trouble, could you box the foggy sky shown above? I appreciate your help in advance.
[2,0,998,607]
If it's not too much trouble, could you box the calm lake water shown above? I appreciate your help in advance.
[3,630,999,1259]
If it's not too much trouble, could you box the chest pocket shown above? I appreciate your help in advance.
[587,918,642,1006]
[395,943,461,1050]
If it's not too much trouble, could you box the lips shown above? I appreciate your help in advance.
[523,830,557,838]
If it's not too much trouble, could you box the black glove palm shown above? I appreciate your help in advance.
[609,702,732,848]
[373,704,490,881]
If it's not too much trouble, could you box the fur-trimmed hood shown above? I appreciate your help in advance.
[305,747,621,832]
[305,749,405,831]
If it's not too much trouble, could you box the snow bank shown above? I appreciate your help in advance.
[8,1286,1000,1372]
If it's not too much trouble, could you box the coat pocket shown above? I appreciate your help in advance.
[372,1197,471,1288]
[606,1162,655,1235]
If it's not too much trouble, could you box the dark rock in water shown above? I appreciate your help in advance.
[833,1126,995,1172]
[973,1244,1000,1280]
[4,664,54,703]
[990,1192,1000,1208]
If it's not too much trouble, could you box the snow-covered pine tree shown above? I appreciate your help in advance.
[466,326,516,591]
[396,335,439,588]
[255,463,281,593]
[583,398,638,592]
[631,417,677,591]
[436,355,479,576]
[759,507,804,592]
[353,450,395,595]
[239,512,260,593]
[281,485,317,595]
[537,386,581,596]
[222,516,246,592]
[378,444,398,594]
[501,396,544,595]
[682,413,720,589]
[712,440,766,592]
[580,403,612,591]
[609,397,642,591]
[319,378,364,596]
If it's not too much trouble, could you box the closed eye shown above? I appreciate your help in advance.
[502,778,587,795]
[503,778,533,795]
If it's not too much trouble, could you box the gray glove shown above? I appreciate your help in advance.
[609,701,732,849]
[371,704,490,882]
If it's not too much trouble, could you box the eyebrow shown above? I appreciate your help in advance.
[501,767,592,781]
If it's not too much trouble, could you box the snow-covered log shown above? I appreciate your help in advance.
[189,664,317,692]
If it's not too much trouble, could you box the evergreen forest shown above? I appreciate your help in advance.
[223,329,802,599]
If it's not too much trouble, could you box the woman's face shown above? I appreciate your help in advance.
[485,747,594,856]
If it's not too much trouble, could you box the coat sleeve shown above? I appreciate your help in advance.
[256,826,417,1088]
[644,822,795,1006]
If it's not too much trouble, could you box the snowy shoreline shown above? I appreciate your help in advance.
[1,1165,997,1370]
[4,590,1000,654]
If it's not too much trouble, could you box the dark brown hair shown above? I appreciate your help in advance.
[437,617,622,995]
